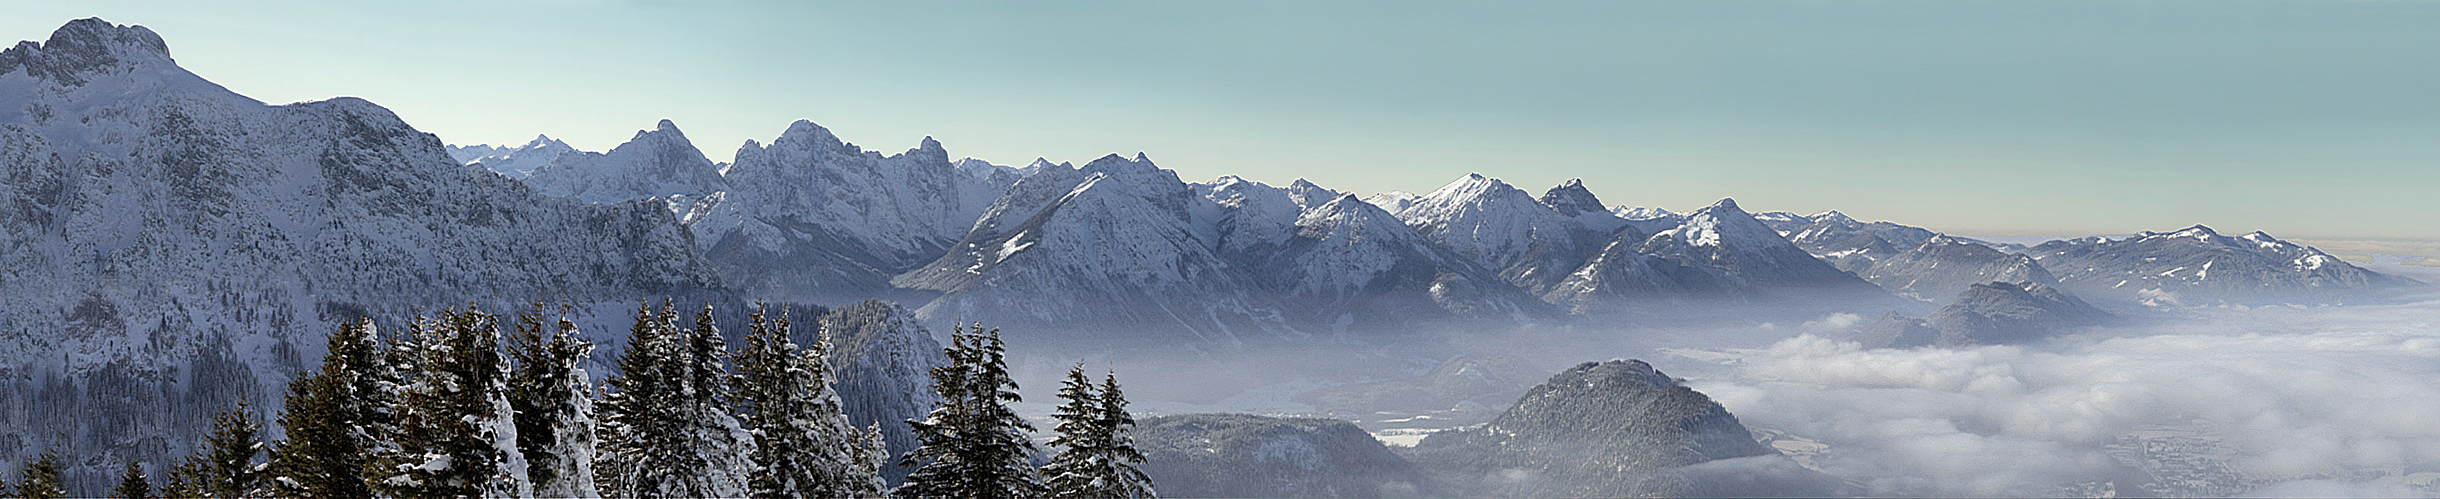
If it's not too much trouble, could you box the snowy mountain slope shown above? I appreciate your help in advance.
[1199,175,1334,260]
[1856,281,2112,348]
[951,157,1029,214]
[1192,176,1552,333]
[1751,210,1814,233]
[691,122,1007,304]
[1389,174,1605,295]
[2024,225,2419,305]
[1541,198,1888,313]
[449,134,580,178]
[0,18,719,487]
[1611,205,1685,235]
[892,154,1286,347]
[522,119,727,203]
[1362,190,1420,215]
[1850,235,2058,301]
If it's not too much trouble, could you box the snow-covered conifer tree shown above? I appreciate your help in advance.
[596,302,688,498]
[1044,367,1156,499]
[1094,373,1157,499]
[267,318,388,498]
[598,302,752,498]
[9,451,64,498]
[681,304,754,498]
[736,303,887,498]
[164,404,267,498]
[382,308,532,498]
[895,324,1043,499]
[510,305,601,499]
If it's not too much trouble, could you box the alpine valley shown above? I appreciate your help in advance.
[5,18,2432,497]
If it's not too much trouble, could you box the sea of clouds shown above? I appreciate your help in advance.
[1672,263,2440,497]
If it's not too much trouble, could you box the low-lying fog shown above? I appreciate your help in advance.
[1001,259,2440,497]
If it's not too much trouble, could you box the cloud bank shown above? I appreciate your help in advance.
[1675,294,2440,497]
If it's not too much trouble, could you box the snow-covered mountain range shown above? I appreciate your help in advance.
[446,134,579,178]
[5,16,2429,491]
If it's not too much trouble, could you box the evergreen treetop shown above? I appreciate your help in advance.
[110,462,150,499]
[895,324,1043,499]
[9,450,65,499]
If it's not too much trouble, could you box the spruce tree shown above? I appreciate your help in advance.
[598,301,751,498]
[9,450,65,499]
[164,404,266,498]
[1044,367,1156,499]
[680,303,754,498]
[510,304,600,499]
[267,317,386,498]
[111,462,150,499]
[597,301,689,498]
[1093,373,1156,499]
[1043,365,1103,498]
[736,304,886,498]
[896,324,1044,499]
[383,308,533,498]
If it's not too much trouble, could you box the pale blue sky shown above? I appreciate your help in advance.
[6,0,2436,239]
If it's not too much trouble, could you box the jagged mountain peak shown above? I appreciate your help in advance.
[767,119,848,151]
[625,119,698,148]
[524,120,723,202]
[1539,178,1627,234]
[1087,152,1157,172]
[1,18,174,85]
[1538,178,1603,217]
[1812,210,1854,224]
[1399,173,1551,220]
[1283,179,1339,207]
[1297,191,1384,224]
[449,134,584,178]
[1661,197,1786,250]
[1392,173,1588,277]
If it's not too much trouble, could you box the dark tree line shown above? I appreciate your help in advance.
[9,303,1153,499]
